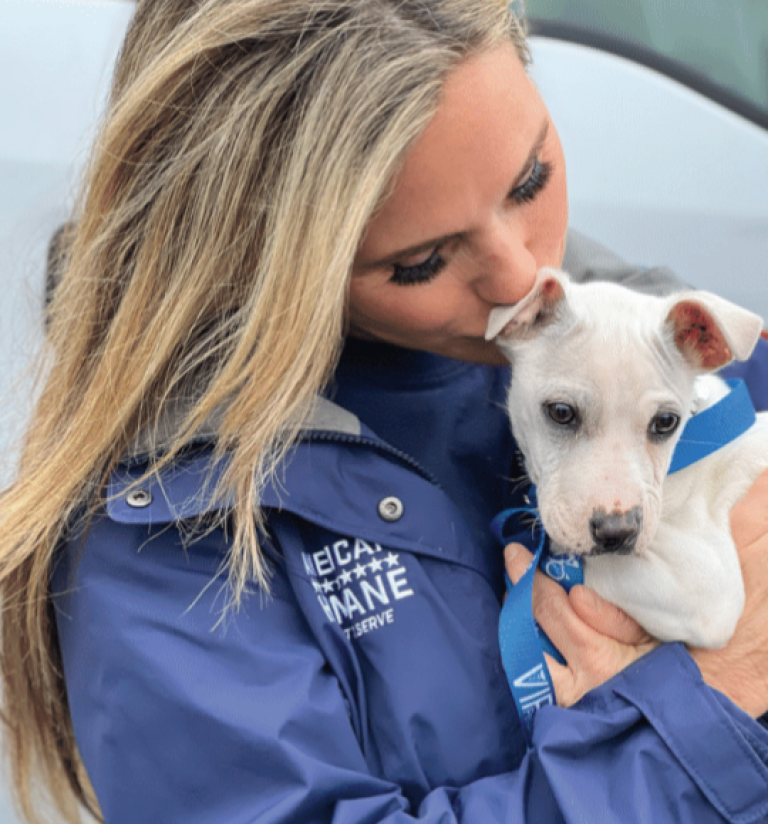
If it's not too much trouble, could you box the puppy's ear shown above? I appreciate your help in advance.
[485,268,567,341]
[665,291,763,371]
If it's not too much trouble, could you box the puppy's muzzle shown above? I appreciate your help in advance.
[588,507,643,555]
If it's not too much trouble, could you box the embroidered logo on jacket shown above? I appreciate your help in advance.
[302,538,414,640]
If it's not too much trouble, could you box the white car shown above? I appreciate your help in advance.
[0,3,766,816]
[524,2,768,319]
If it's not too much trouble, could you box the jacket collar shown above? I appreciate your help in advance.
[129,395,361,460]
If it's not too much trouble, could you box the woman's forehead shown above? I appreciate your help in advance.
[355,43,546,267]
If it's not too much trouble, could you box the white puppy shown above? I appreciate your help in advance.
[487,269,768,648]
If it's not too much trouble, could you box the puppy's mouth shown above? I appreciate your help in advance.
[584,544,636,557]
[548,540,638,558]
[548,539,586,557]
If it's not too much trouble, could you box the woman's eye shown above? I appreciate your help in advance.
[509,158,552,206]
[649,412,681,439]
[545,402,578,426]
[390,247,447,286]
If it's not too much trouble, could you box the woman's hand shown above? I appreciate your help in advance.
[505,544,658,708]
[507,467,768,716]
[689,466,768,718]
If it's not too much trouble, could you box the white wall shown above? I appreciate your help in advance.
[0,0,133,490]
[0,2,133,819]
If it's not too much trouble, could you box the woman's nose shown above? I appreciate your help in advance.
[474,222,538,306]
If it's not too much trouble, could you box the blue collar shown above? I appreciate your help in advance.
[668,379,756,473]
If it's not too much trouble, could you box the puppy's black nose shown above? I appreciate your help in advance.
[589,509,642,555]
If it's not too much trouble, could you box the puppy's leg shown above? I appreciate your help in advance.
[585,521,744,648]
[585,419,768,647]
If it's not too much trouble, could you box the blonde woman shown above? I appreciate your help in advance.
[3,1,768,822]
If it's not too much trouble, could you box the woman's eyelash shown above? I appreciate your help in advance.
[390,248,447,286]
[509,158,552,205]
[388,159,552,286]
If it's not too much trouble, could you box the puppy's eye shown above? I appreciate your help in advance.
[649,412,680,438]
[546,402,577,426]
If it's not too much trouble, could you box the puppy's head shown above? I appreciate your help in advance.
[488,268,763,557]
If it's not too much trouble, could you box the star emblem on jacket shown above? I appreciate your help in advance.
[302,538,414,640]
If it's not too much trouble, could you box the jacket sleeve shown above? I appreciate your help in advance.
[721,335,768,412]
[53,514,768,824]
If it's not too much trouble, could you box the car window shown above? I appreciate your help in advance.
[521,0,768,126]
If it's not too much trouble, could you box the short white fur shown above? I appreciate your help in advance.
[488,268,768,648]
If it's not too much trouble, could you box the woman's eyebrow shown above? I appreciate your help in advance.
[358,118,550,272]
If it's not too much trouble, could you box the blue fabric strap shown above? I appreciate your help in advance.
[669,379,756,473]
[491,492,583,747]
[494,378,756,748]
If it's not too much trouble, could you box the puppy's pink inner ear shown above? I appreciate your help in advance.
[528,275,564,325]
[669,301,732,370]
[542,277,562,301]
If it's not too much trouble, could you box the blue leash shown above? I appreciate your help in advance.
[491,490,581,744]
[669,379,756,472]
[494,378,756,748]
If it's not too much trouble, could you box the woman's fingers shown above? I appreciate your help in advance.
[505,543,578,657]
[730,465,768,550]
[568,585,654,646]
[504,542,658,707]
[535,583,656,705]
[504,543,651,648]
[689,530,768,717]
[691,470,768,718]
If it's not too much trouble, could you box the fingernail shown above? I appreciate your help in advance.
[504,544,520,566]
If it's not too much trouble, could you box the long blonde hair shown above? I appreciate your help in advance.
[0,1,528,820]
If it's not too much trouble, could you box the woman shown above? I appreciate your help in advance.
[2,1,767,822]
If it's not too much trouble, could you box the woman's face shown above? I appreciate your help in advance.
[348,43,568,364]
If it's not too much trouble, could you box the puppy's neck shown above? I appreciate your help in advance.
[692,374,730,415]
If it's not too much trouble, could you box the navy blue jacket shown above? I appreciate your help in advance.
[53,235,768,822]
